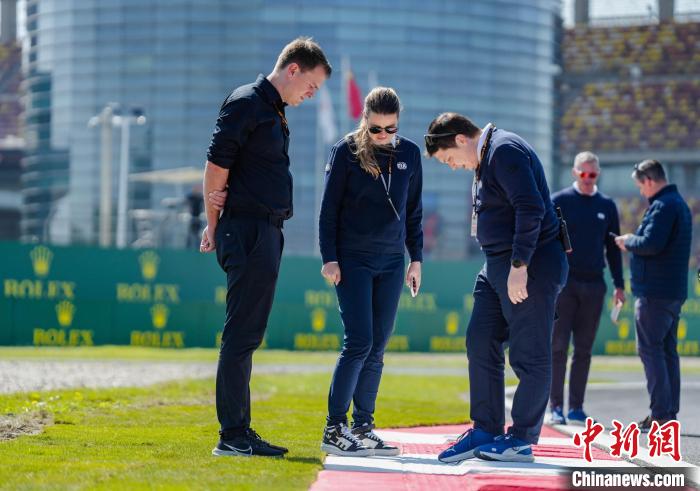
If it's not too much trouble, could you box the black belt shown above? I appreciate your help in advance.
[225,208,285,229]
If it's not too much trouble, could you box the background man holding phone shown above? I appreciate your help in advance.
[615,159,692,431]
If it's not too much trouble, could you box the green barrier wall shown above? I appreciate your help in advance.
[1,241,698,355]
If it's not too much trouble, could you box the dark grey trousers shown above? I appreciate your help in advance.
[550,276,607,410]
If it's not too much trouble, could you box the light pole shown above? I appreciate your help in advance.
[88,103,117,248]
[113,107,146,249]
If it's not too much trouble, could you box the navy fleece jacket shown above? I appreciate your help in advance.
[319,136,423,264]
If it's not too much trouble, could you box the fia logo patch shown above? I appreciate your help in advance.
[397,162,407,170]
[597,212,605,220]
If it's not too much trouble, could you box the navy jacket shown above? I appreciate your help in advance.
[625,184,692,300]
[206,74,292,219]
[319,136,423,263]
[476,129,559,264]
[552,186,624,288]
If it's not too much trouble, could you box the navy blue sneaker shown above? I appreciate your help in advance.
[437,428,496,463]
[473,433,534,463]
[567,408,594,426]
[548,406,566,425]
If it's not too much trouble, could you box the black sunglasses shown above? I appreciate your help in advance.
[369,125,398,135]
[424,132,457,146]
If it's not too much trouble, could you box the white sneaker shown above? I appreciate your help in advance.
[321,423,373,457]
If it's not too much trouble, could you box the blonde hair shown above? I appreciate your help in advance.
[349,87,401,179]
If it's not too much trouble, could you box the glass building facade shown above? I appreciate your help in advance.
[23,0,561,258]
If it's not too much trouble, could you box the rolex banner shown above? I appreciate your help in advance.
[0,241,698,355]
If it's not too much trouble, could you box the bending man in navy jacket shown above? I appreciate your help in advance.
[615,159,692,431]
[425,113,567,463]
[548,151,625,426]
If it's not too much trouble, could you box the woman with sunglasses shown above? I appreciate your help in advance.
[318,87,423,457]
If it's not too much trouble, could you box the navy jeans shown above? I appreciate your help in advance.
[635,296,683,420]
[550,276,607,410]
[327,252,405,427]
[467,239,568,444]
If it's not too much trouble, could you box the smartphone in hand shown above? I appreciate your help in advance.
[610,300,623,324]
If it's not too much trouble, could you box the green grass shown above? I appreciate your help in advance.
[4,345,668,489]
[3,346,699,374]
[0,369,472,490]
[0,346,471,369]
[0,346,221,362]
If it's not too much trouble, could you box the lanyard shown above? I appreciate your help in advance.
[274,105,290,137]
[379,150,401,221]
[471,125,496,237]
[475,124,495,182]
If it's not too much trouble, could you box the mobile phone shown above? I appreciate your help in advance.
[610,300,623,324]
[411,278,418,298]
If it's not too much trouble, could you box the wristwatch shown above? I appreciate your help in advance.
[511,259,526,268]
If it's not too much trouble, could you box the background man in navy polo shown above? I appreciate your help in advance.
[425,112,568,463]
[615,159,692,431]
[548,151,625,425]
[201,37,331,457]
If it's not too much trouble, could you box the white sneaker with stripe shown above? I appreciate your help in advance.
[352,423,400,456]
[321,423,373,457]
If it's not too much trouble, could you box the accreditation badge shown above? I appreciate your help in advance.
[470,175,479,238]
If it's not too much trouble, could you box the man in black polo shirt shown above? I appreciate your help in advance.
[548,151,625,426]
[201,37,331,457]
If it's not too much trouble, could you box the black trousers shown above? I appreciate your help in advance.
[214,215,283,437]
[550,276,606,410]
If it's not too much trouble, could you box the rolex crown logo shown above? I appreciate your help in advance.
[618,319,630,340]
[311,308,327,332]
[30,246,53,277]
[139,251,160,281]
[445,311,460,335]
[56,301,75,327]
[150,303,169,329]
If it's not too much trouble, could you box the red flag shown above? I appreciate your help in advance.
[347,71,363,120]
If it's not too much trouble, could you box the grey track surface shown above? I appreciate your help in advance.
[0,360,472,395]
[0,360,217,394]
[554,368,700,467]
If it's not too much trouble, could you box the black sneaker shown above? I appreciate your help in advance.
[352,423,400,456]
[212,428,288,457]
[321,423,372,457]
[638,415,670,433]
